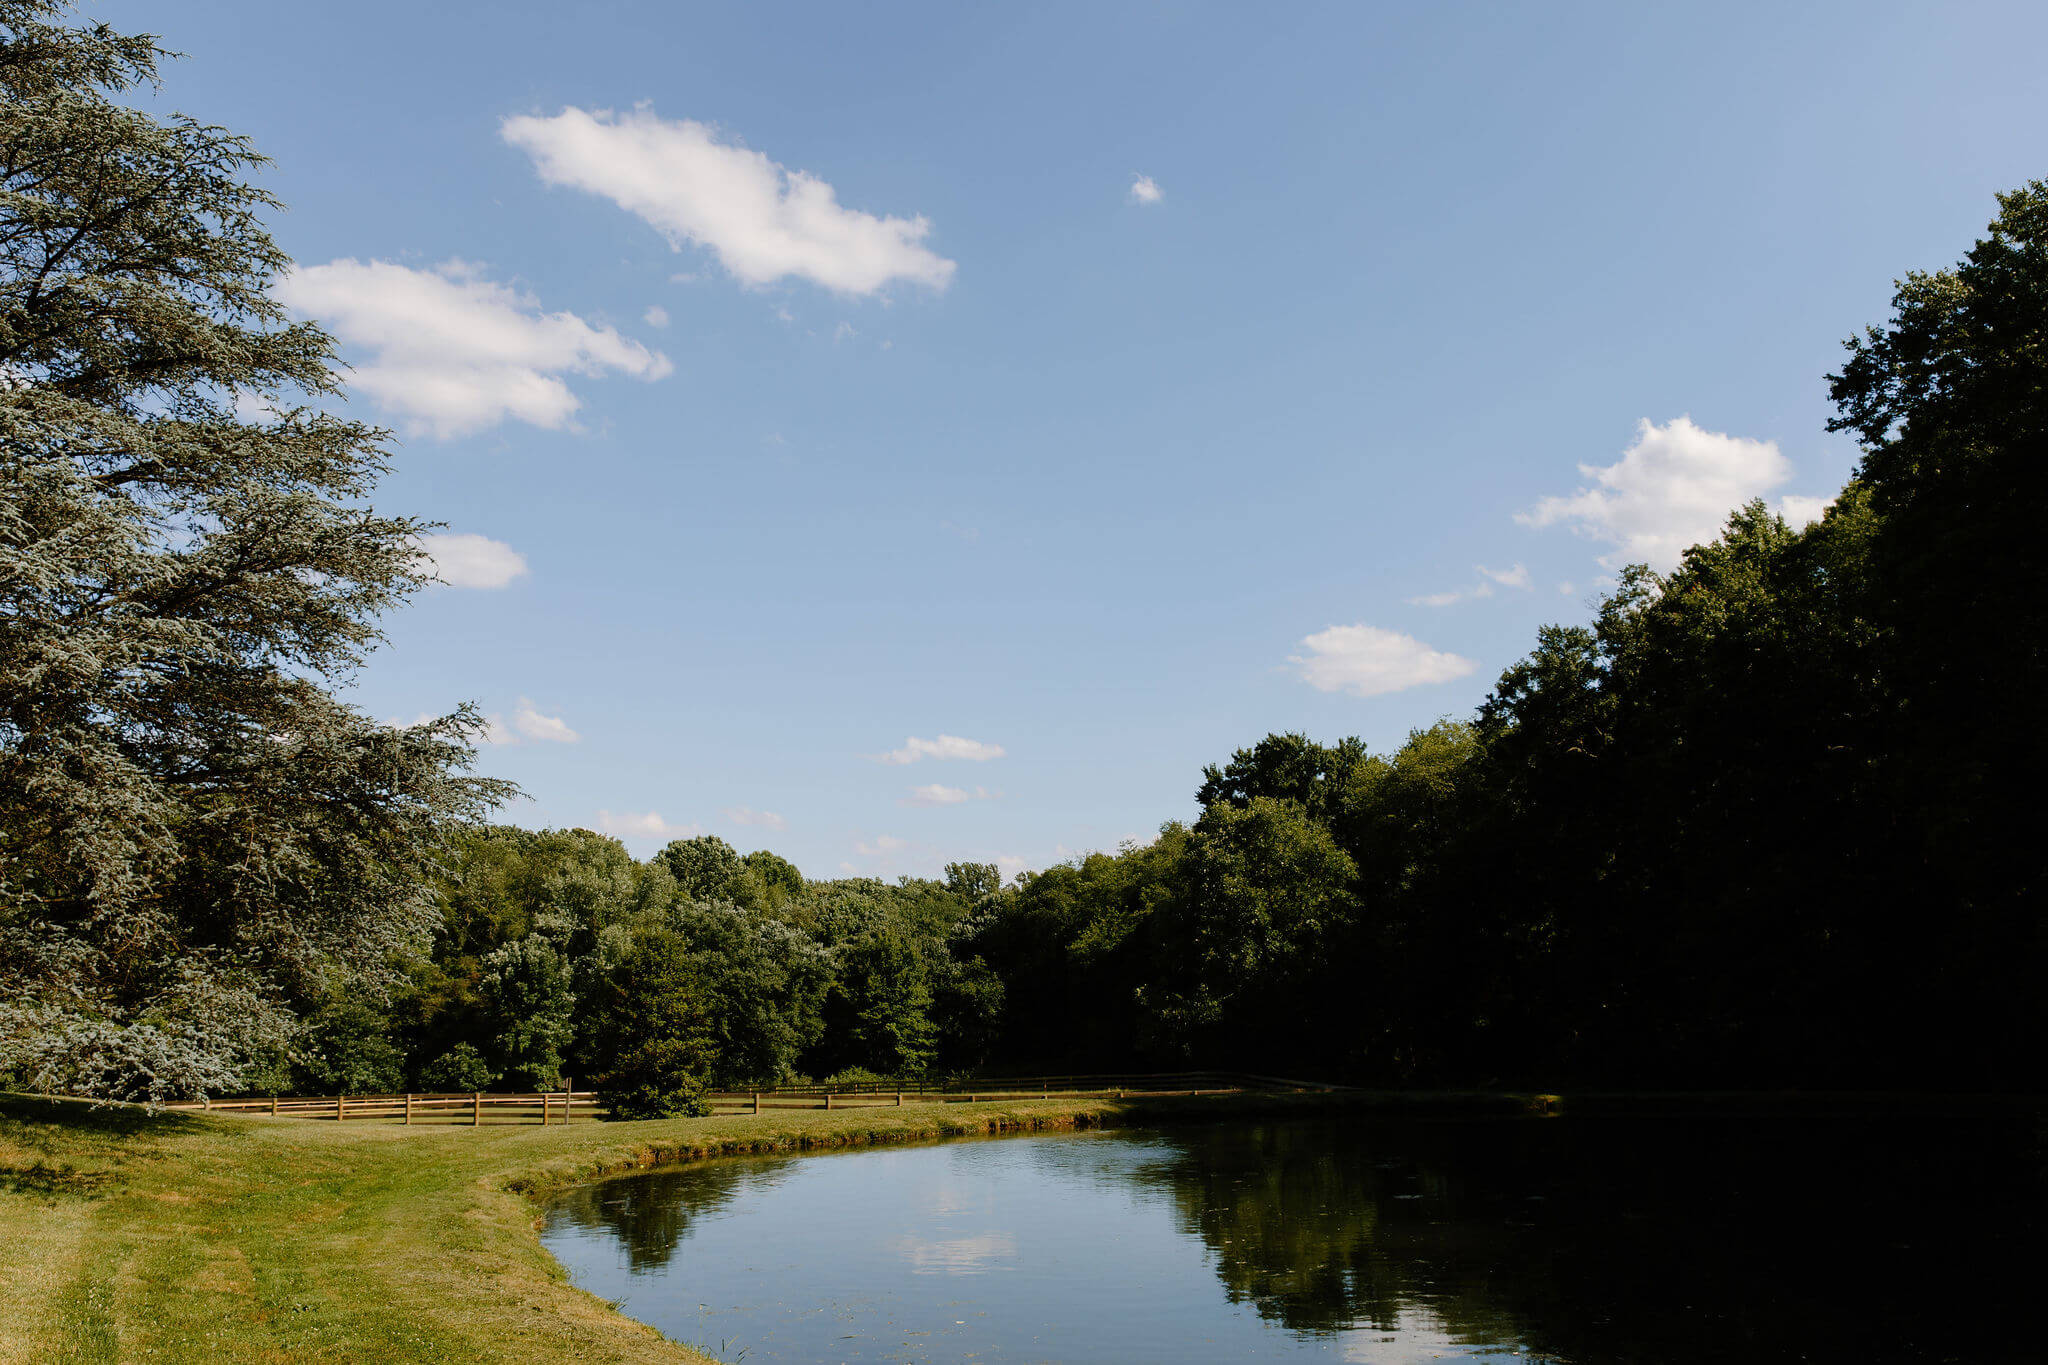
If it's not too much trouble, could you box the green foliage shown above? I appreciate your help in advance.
[1138,797,1356,1054]
[654,835,747,904]
[291,999,406,1095]
[672,899,831,1085]
[582,929,713,1119]
[0,1,508,1102]
[477,937,575,1090]
[416,1042,495,1093]
[816,928,938,1077]
[944,862,1002,901]
[744,849,806,906]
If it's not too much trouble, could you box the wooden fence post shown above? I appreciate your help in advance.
[564,1079,573,1125]
[270,1094,278,1116]
[895,1090,903,1107]
[404,1093,413,1125]
[540,1091,549,1126]
[473,1091,482,1127]
[336,1094,345,1122]
[825,1091,834,1111]
[752,1091,760,1116]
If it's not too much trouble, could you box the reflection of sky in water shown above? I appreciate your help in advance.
[540,1116,2039,1364]
[540,1128,1537,1362]
[896,1230,1017,1275]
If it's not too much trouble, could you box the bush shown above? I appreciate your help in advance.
[602,1039,712,1119]
[291,998,406,1095]
[822,1065,891,1087]
[417,1043,496,1093]
[583,928,715,1120]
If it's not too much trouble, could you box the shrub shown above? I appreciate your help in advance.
[417,1043,496,1093]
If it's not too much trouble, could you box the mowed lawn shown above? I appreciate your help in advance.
[0,1091,1168,1365]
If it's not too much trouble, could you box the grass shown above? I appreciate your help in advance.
[1,1087,1498,1364]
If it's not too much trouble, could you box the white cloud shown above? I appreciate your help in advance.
[723,805,788,831]
[274,258,671,438]
[598,809,703,841]
[1291,624,1477,698]
[1408,562,1532,607]
[833,321,857,343]
[1778,494,1833,529]
[511,699,579,743]
[389,710,520,745]
[414,532,528,589]
[878,734,1005,765]
[502,107,956,296]
[903,784,995,807]
[642,304,670,328]
[857,834,908,856]
[1128,173,1163,205]
[233,390,284,424]
[1519,417,1830,571]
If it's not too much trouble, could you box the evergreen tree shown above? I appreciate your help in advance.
[0,2,507,1101]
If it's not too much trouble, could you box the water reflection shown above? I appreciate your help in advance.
[542,1113,2042,1363]
[548,1156,797,1272]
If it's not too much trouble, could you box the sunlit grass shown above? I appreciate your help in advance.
[0,1089,1417,1363]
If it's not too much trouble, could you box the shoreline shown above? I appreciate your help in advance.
[4,1088,2038,1363]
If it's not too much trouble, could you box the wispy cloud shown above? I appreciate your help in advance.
[274,258,670,438]
[511,699,579,743]
[503,107,956,296]
[903,784,995,807]
[598,809,703,841]
[877,734,1005,765]
[1408,562,1533,607]
[723,805,788,831]
[1291,624,1477,698]
[1128,173,1163,205]
[386,704,566,747]
[642,304,670,328]
[414,532,528,589]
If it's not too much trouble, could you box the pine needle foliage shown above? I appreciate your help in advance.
[0,1,511,1102]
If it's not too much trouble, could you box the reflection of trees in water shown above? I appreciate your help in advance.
[1116,1120,1526,1341]
[1117,1116,2045,1365]
[549,1158,798,1272]
[551,1117,2044,1363]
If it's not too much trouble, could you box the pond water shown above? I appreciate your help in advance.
[540,1111,2041,1363]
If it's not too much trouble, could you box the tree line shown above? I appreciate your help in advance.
[2,2,2041,1106]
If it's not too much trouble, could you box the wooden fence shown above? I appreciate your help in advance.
[165,1070,1342,1126]
[163,1091,598,1125]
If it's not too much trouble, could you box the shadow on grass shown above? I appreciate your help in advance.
[0,1159,118,1196]
[1,1091,207,1138]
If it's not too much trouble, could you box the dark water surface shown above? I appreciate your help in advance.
[540,1111,2042,1363]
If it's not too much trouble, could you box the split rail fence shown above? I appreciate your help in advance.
[164,1070,1341,1126]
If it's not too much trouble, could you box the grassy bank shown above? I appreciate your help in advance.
[6,1088,1493,1364]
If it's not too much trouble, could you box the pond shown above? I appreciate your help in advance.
[540,1111,2041,1363]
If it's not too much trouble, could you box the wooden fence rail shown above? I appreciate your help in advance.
[163,1091,601,1125]
[164,1071,1341,1126]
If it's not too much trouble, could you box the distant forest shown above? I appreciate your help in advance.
[271,184,2048,1109]
[3,0,2040,1108]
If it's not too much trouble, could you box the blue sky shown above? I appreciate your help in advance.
[106,0,2048,879]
